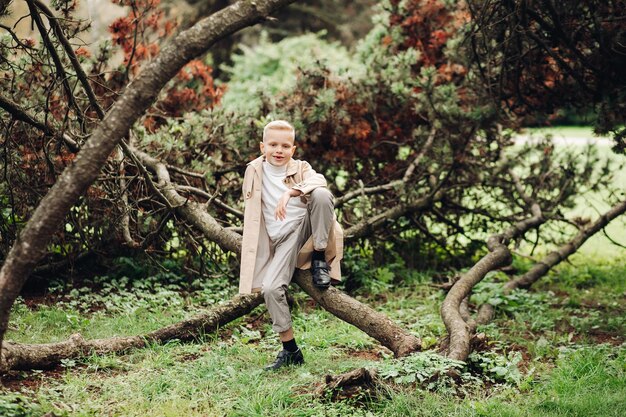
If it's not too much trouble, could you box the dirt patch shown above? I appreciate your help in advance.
[178,352,201,362]
[572,329,624,346]
[1,367,66,393]
[20,294,61,310]
[339,347,387,362]
[580,300,626,313]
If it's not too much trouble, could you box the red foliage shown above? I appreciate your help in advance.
[145,60,224,131]
[389,0,468,78]
[74,47,91,58]
[108,0,169,75]
[279,0,477,183]
[105,0,223,131]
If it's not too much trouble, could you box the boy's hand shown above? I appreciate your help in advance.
[275,189,302,220]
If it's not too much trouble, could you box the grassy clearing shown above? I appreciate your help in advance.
[2,254,625,417]
[521,126,611,141]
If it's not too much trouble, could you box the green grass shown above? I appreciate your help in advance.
[2,253,625,417]
[522,126,611,140]
[474,346,626,417]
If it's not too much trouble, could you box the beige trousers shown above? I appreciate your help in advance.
[260,187,334,333]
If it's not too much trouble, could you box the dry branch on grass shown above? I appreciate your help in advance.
[0,294,262,373]
[314,367,379,401]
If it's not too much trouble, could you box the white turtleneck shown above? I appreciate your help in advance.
[262,161,307,241]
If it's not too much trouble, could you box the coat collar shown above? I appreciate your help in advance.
[248,156,298,177]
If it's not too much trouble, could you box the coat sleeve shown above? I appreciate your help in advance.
[292,161,327,195]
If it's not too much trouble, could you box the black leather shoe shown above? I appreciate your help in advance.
[311,260,331,289]
[264,349,304,371]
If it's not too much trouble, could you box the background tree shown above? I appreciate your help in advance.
[465,0,626,152]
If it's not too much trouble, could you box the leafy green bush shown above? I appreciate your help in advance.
[467,350,524,385]
[472,276,550,317]
[220,31,363,116]
[376,351,482,394]
[0,394,54,417]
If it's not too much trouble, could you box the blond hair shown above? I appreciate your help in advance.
[263,120,295,142]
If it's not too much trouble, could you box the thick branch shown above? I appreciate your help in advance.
[133,149,242,253]
[0,293,262,372]
[175,185,244,218]
[512,199,626,289]
[293,271,421,357]
[440,170,545,361]
[475,198,626,327]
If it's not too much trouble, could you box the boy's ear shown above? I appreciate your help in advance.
[292,145,297,154]
[259,142,265,153]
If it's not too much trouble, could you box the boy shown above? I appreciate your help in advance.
[239,120,343,371]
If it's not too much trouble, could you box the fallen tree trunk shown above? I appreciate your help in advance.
[294,271,421,357]
[0,293,262,373]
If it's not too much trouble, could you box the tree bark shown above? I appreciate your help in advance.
[0,0,298,360]
[293,271,421,357]
[0,293,262,373]
[440,173,545,361]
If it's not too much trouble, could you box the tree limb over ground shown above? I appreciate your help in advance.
[0,294,263,373]
[441,170,545,361]
[315,198,625,393]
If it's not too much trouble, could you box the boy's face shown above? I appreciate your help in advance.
[260,128,296,167]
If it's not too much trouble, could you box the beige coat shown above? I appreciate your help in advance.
[239,156,343,294]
